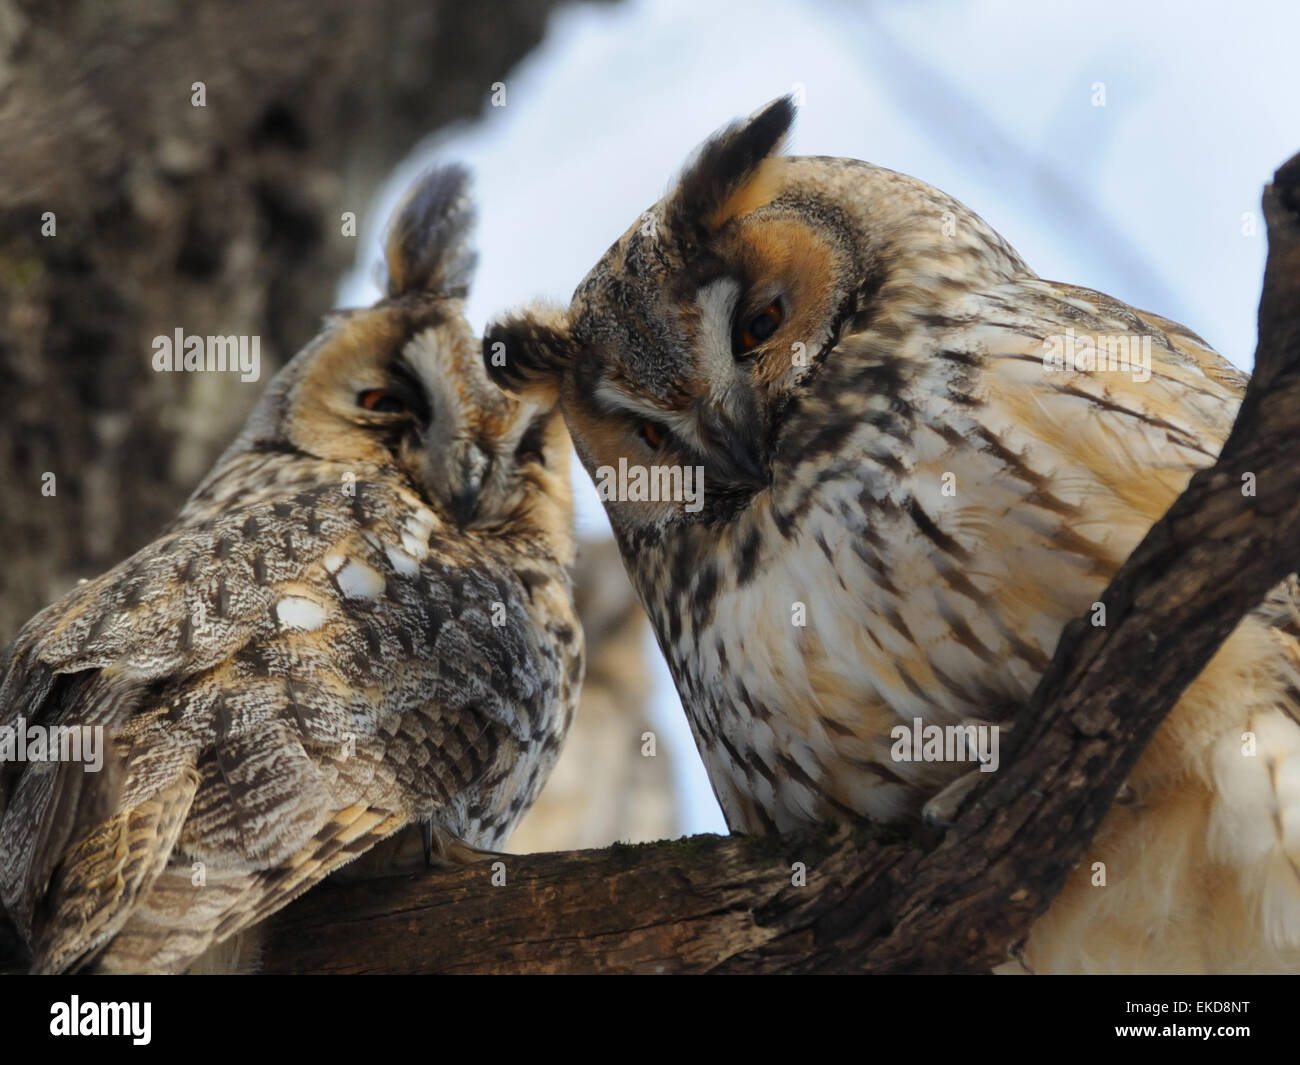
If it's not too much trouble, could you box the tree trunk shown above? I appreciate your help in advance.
[0,0,573,969]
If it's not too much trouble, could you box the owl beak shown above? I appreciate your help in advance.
[447,442,489,527]
[723,437,767,485]
[449,484,481,527]
[701,404,768,487]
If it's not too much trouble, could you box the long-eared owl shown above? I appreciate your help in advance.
[0,165,582,973]
[485,98,1300,973]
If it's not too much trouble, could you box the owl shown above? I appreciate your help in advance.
[484,97,1300,973]
[0,164,582,974]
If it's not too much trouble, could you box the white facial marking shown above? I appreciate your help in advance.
[695,276,742,404]
[401,328,457,432]
[592,380,679,424]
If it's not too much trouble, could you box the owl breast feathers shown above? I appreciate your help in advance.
[486,97,1300,973]
[0,165,582,974]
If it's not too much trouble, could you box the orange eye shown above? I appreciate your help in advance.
[639,420,666,450]
[357,389,407,414]
[733,300,783,356]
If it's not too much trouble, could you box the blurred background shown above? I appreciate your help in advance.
[2,0,1298,845]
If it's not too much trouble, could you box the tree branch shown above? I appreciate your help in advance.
[260,155,1300,974]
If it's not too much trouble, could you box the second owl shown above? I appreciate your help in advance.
[0,165,583,973]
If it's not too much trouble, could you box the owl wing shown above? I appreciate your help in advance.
[0,489,303,959]
[773,276,1251,820]
[906,276,1250,670]
[980,282,1300,954]
[1,469,554,972]
[862,277,1300,948]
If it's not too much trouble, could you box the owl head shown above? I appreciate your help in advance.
[483,98,1024,537]
[210,165,572,538]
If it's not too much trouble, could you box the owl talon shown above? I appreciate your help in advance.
[420,823,503,869]
[440,837,505,866]
[922,768,986,829]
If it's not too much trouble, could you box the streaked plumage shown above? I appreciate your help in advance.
[485,98,1300,973]
[0,165,581,973]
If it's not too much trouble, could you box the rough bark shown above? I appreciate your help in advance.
[260,151,1300,974]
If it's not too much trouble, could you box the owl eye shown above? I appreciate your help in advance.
[733,299,783,356]
[356,389,408,414]
[639,420,667,451]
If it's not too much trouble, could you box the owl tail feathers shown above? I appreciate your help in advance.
[31,768,199,974]
[383,164,478,300]
[89,803,407,974]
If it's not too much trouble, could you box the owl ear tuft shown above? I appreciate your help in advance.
[483,304,577,405]
[665,95,795,251]
[384,164,478,299]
